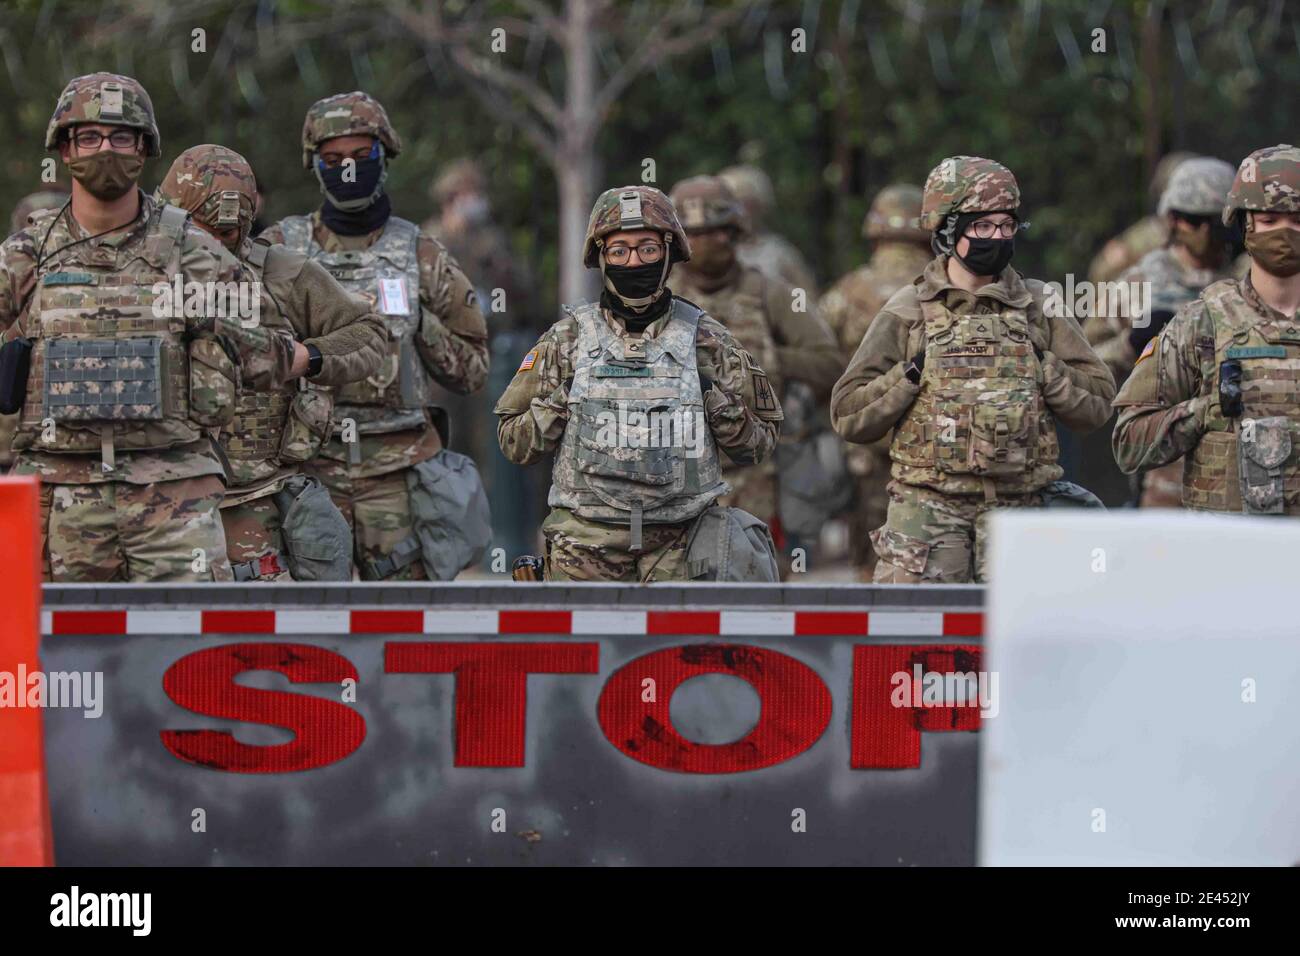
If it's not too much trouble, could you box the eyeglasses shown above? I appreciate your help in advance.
[604,241,665,265]
[965,219,1020,240]
[72,129,139,150]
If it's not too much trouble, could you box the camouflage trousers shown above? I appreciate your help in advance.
[1138,459,1185,509]
[41,474,231,582]
[542,507,692,582]
[849,471,891,574]
[0,412,16,469]
[220,494,292,582]
[869,481,1043,584]
[306,463,426,581]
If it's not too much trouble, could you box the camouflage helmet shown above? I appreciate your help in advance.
[582,185,691,268]
[920,156,1020,231]
[863,183,927,241]
[9,190,68,235]
[1222,144,1300,226]
[669,175,745,232]
[431,158,486,207]
[717,164,776,219]
[1150,151,1197,203]
[45,73,161,157]
[1157,157,1234,217]
[156,144,257,247]
[301,91,402,169]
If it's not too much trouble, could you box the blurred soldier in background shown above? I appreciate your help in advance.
[0,73,294,581]
[1113,145,1300,515]
[719,164,818,297]
[821,183,932,577]
[424,157,541,567]
[1088,151,1196,284]
[157,144,388,581]
[262,91,491,580]
[668,175,842,566]
[1084,157,1239,508]
[832,156,1115,583]
[495,186,783,581]
[2,190,70,471]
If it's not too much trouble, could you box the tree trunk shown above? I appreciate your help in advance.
[557,0,601,307]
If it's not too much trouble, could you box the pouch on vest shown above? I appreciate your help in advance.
[575,396,684,510]
[188,336,238,428]
[684,505,780,582]
[776,429,852,538]
[1238,416,1291,515]
[273,474,353,581]
[403,449,492,580]
[279,387,334,464]
[0,336,32,415]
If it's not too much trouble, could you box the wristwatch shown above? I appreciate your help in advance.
[306,343,323,378]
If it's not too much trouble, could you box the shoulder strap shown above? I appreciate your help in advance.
[157,203,190,272]
[278,216,313,256]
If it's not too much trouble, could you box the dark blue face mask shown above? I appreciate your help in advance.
[314,143,387,211]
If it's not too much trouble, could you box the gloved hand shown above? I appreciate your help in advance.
[904,351,925,385]
[699,374,714,394]
[1128,309,1175,356]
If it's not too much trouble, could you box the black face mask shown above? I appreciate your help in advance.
[957,237,1015,277]
[605,262,666,301]
[316,155,386,211]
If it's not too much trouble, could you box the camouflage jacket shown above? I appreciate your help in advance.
[1087,214,1168,285]
[0,193,295,484]
[737,231,818,299]
[1083,245,1238,386]
[220,240,389,490]
[821,242,933,357]
[1112,275,1299,480]
[671,264,842,402]
[494,297,783,468]
[831,256,1115,491]
[260,210,489,478]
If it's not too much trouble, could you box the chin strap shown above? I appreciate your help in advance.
[599,233,674,309]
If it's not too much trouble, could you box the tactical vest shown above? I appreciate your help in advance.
[548,299,727,542]
[676,269,782,390]
[1182,280,1300,514]
[279,215,431,436]
[220,240,334,489]
[891,297,1061,495]
[15,203,236,467]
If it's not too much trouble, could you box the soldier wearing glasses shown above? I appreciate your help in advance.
[830,156,1115,583]
[495,185,783,581]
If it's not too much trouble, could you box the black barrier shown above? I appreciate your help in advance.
[38,584,988,865]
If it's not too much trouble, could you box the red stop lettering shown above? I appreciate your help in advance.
[161,643,365,773]
[598,644,832,773]
[384,642,599,766]
[851,644,983,768]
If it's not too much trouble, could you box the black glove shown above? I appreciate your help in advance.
[1033,342,1045,361]
[1128,309,1175,356]
[1218,359,1243,418]
[699,374,714,394]
[904,351,925,385]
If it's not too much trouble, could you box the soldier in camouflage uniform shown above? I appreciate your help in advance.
[667,175,841,544]
[1113,145,1300,515]
[718,164,818,297]
[1083,157,1239,508]
[820,184,932,575]
[2,190,70,470]
[0,74,294,581]
[494,186,783,581]
[157,144,389,581]
[1088,151,1196,284]
[831,156,1115,583]
[261,92,490,580]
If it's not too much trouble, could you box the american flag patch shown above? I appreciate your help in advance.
[1136,336,1157,365]
[518,350,538,372]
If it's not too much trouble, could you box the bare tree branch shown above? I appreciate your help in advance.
[592,4,745,120]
